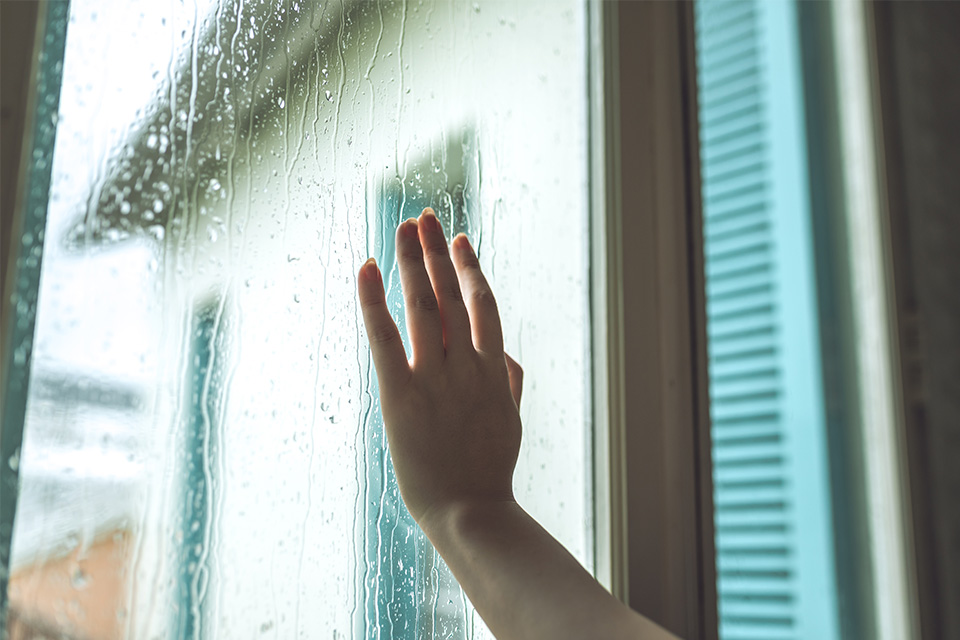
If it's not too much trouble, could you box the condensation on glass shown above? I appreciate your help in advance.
[6,1,592,638]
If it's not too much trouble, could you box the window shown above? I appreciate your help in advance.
[4,1,592,638]
[5,2,922,639]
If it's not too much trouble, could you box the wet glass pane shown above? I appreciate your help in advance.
[7,1,592,638]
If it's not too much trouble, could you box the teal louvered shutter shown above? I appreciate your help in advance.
[695,1,841,639]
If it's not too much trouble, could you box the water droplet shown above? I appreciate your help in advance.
[146,133,159,149]
[8,451,19,471]
[278,96,285,108]
[153,199,164,213]
[71,568,89,589]
[325,90,333,102]
[120,201,131,215]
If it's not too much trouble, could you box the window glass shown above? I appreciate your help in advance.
[6,1,592,638]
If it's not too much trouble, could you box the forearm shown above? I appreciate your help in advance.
[420,500,677,640]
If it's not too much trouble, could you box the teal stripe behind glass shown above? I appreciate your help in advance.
[695,1,840,638]
[0,1,71,619]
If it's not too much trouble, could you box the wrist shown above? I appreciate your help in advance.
[417,497,520,545]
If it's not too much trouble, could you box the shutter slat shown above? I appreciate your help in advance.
[697,1,840,638]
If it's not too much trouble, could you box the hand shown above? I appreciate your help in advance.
[357,208,522,524]
[357,209,677,640]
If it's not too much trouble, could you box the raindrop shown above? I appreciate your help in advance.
[146,133,159,149]
[153,198,164,213]
[325,90,333,102]
[71,568,90,589]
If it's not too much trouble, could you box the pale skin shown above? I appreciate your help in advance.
[357,208,678,640]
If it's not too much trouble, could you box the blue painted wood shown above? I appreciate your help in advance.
[695,1,840,638]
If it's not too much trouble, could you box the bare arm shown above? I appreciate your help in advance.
[357,209,677,640]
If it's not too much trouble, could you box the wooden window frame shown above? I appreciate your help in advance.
[589,2,717,638]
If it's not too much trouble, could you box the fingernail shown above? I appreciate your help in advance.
[362,258,379,280]
[454,233,475,256]
[402,218,418,238]
[421,208,441,232]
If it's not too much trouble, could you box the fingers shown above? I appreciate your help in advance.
[505,353,523,408]
[396,218,444,370]
[451,233,504,355]
[358,259,410,388]
[418,209,473,354]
